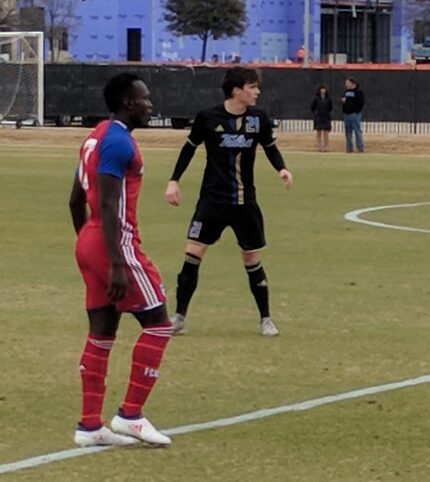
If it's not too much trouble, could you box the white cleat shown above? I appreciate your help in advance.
[74,425,136,447]
[111,415,171,446]
[260,317,279,337]
[171,313,187,335]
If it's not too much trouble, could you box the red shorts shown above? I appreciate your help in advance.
[75,225,166,312]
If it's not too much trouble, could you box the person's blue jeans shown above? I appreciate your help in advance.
[344,113,364,152]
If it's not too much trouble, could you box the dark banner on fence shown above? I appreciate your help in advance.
[44,64,430,123]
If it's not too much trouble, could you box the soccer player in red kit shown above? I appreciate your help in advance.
[69,73,172,447]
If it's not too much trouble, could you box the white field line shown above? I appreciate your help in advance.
[1,374,430,475]
[344,202,430,233]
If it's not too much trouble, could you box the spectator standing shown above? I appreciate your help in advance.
[311,84,332,151]
[341,78,365,153]
[296,45,305,64]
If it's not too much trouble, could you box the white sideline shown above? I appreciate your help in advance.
[1,374,430,475]
[1,202,429,475]
[344,202,430,233]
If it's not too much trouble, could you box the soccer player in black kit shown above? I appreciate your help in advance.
[165,67,293,336]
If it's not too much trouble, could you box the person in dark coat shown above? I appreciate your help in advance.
[341,77,365,152]
[311,84,332,152]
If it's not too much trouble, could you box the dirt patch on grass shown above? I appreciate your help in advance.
[1,126,429,155]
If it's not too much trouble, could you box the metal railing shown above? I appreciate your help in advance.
[278,119,430,135]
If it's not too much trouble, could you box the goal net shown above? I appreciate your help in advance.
[0,31,44,126]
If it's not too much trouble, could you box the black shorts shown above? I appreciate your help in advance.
[187,200,266,251]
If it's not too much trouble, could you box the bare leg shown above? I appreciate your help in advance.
[316,130,323,151]
[323,131,329,151]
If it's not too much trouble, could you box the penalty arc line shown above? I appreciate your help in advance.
[2,374,430,475]
[2,202,430,476]
[344,202,430,233]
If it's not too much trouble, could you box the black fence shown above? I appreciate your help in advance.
[42,64,430,123]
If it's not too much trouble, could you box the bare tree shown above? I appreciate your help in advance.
[32,0,80,62]
[0,0,18,31]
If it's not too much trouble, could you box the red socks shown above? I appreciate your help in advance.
[78,322,172,428]
[120,322,173,418]
[78,334,115,430]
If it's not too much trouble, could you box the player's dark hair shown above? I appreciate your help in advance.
[222,67,259,99]
[103,73,141,113]
[346,77,357,86]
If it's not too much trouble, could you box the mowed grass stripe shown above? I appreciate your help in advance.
[1,373,430,475]
[1,133,430,481]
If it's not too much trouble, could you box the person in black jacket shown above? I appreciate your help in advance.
[311,84,332,151]
[341,78,365,153]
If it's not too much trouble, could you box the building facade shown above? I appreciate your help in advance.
[17,0,422,64]
[65,0,320,64]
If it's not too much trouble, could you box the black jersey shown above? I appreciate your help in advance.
[187,104,276,205]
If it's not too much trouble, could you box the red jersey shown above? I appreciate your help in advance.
[75,119,165,311]
[78,119,144,244]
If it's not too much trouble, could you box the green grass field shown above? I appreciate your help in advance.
[1,134,430,481]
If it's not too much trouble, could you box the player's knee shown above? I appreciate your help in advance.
[185,242,207,259]
[242,250,260,266]
[87,306,120,337]
[185,252,202,266]
[135,304,170,327]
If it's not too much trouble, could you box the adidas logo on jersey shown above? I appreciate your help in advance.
[214,124,224,132]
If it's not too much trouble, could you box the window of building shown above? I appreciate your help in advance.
[414,20,430,44]
[321,2,391,63]
[127,28,142,61]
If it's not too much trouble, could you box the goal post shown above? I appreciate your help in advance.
[0,31,44,126]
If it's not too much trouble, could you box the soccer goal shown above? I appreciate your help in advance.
[0,31,44,127]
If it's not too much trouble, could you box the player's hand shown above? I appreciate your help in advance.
[165,180,181,206]
[279,168,293,190]
[107,264,128,303]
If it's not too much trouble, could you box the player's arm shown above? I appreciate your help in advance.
[165,112,205,206]
[165,141,196,206]
[97,136,133,303]
[263,143,293,189]
[69,175,87,234]
[98,174,124,268]
[259,113,293,189]
[98,173,128,302]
